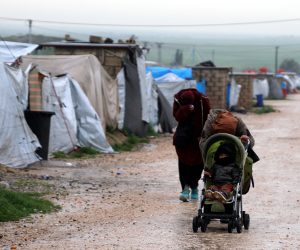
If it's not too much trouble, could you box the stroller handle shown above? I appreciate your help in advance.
[243,139,251,152]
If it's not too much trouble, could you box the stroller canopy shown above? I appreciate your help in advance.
[202,133,247,171]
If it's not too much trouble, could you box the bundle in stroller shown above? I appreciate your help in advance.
[192,133,252,233]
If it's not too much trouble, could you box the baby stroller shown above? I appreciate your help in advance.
[192,133,251,233]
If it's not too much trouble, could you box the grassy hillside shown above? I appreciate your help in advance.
[145,42,300,72]
[3,32,300,72]
[3,34,62,44]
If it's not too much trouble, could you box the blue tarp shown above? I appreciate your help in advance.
[226,82,231,107]
[275,74,287,89]
[146,66,192,80]
[196,79,206,94]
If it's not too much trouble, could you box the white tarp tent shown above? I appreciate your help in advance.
[0,41,38,64]
[154,73,197,106]
[0,62,40,168]
[228,78,241,108]
[22,55,119,129]
[41,73,113,153]
[117,69,126,130]
[136,50,152,123]
[282,74,297,93]
[117,70,159,131]
[146,73,159,130]
[253,78,269,98]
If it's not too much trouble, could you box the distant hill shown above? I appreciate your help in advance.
[3,33,300,72]
[3,34,63,44]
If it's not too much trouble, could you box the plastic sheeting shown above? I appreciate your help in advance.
[42,75,77,153]
[293,75,300,88]
[0,41,38,63]
[153,73,197,106]
[268,78,283,99]
[117,71,159,132]
[22,55,118,129]
[282,75,296,92]
[147,73,159,131]
[123,54,148,137]
[42,74,113,153]
[146,66,192,80]
[143,72,194,132]
[196,79,206,94]
[117,69,126,130]
[0,63,40,168]
[155,72,185,83]
[156,86,177,133]
[4,64,29,110]
[116,68,176,133]
[136,51,151,123]
[228,78,241,108]
[253,78,269,98]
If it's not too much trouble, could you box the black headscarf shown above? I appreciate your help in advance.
[214,143,236,165]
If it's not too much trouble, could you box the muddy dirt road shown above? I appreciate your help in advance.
[1,95,300,250]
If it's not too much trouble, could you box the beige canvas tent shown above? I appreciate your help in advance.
[22,55,119,129]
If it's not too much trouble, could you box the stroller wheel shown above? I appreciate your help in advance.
[236,218,243,233]
[192,216,199,233]
[200,218,208,232]
[243,213,250,230]
[228,220,234,233]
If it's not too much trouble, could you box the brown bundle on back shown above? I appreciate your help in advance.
[211,111,238,135]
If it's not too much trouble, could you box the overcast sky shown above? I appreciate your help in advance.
[2,0,300,37]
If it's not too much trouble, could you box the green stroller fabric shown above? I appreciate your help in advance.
[202,133,252,195]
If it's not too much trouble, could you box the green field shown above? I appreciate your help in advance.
[3,30,300,72]
[145,42,300,72]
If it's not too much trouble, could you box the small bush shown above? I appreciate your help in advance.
[52,147,100,159]
[52,151,66,158]
[112,134,149,152]
[252,105,276,114]
[147,125,158,137]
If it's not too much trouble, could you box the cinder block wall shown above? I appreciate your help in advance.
[192,67,232,109]
[231,74,254,110]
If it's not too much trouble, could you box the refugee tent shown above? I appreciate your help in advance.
[145,67,194,132]
[22,55,119,130]
[281,73,298,93]
[0,41,38,64]
[156,86,177,133]
[147,66,206,94]
[23,52,151,138]
[118,68,159,131]
[136,50,151,124]
[252,78,269,98]
[146,66,192,79]
[152,72,196,106]
[268,77,284,99]
[147,67,197,131]
[145,73,159,131]
[40,73,113,153]
[117,69,176,133]
[274,73,297,97]
[0,62,40,168]
[292,75,300,88]
[227,78,241,109]
[121,51,149,137]
[143,74,177,133]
